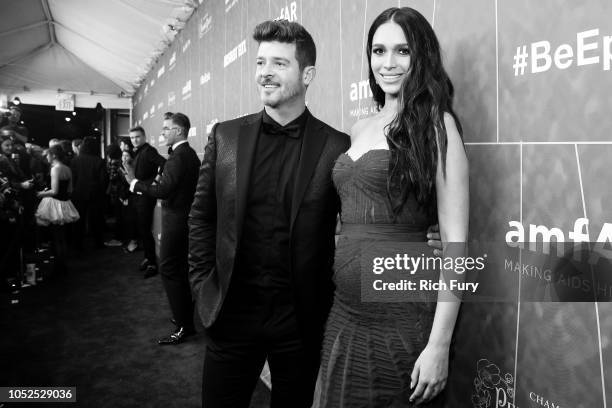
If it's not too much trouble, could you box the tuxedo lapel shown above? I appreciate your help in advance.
[235,110,263,242]
[290,114,326,231]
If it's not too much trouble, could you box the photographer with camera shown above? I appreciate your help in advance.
[0,134,31,289]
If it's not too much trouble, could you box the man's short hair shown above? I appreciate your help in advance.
[170,113,191,136]
[253,20,316,70]
[129,126,145,136]
[163,112,174,120]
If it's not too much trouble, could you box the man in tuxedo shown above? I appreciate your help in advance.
[189,20,349,407]
[126,113,200,344]
[189,19,444,407]
[128,126,165,278]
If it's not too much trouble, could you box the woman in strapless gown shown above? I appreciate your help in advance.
[36,145,79,272]
[316,7,468,408]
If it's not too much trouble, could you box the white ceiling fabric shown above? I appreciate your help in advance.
[0,0,196,108]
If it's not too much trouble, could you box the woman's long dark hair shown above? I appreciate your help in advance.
[366,7,462,217]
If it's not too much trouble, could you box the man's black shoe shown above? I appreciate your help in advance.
[157,326,195,345]
[143,265,157,278]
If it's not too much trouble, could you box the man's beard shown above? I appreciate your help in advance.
[261,83,304,109]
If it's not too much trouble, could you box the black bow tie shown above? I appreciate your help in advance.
[262,121,301,138]
[167,146,173,155]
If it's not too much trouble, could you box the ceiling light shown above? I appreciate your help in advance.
[65,117,71,122]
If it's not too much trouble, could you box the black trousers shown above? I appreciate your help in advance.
[122,196,138,242]
[73,198,104,247]
[202,296,319,408]
[160,209,193,328]
[133,195,156,264]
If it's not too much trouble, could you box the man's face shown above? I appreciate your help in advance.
[1,139,13,155]
[162,119,180,146]
[255,41,307,109]
[129,130,145,148]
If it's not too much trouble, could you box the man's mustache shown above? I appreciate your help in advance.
[258,79,280,86]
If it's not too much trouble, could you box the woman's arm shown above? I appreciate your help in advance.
[410,113,469,404]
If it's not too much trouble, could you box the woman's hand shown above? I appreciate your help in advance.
[409,343,449,404]
[121,162,135,183]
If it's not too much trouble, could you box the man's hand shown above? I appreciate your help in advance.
[427,224,443,256]
[20,179,33,190]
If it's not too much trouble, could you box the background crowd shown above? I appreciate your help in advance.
[0,104,155,292]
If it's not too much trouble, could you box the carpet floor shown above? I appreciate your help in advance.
[0,245,270,408]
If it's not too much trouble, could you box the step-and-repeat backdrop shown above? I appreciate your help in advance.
[133,1,612,406]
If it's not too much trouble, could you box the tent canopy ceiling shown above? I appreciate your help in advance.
[0,0,195,107]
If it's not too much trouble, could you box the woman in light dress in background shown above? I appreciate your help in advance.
[35,145,79,272]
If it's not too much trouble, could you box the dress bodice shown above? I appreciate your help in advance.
[55,179,70,201]
[332,149,432,228]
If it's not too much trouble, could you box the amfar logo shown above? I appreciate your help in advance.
[276,2,298,22]
[505,218,612,264]
[200,72,211,85]
[168,91,176,106]
[157,101,164,110]
[157,65,166,78]
[349,79,373,101]
[225,0,237,13]
[182,80,192,99]
[169,52,177,70]
[472,359,516,408]
[199,13,212,37]
[182,39,191,53]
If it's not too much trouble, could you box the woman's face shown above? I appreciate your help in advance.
[1,139,13,155]
[370,21,412,97]
[45,150,54,163]
[121,151,131,163]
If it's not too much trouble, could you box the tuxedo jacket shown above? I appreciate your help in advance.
[70,153,107,202]
[188,110,350,349]
[133,143,165,186]
[134,141,200,215]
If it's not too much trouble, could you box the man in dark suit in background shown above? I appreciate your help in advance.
[71,136,107,249]
[128,126,165,278]
[189,20,350,407]
[126,113,200,344]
